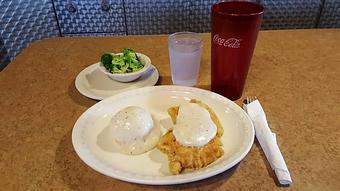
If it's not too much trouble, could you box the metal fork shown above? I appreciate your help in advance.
[243,96,258,105]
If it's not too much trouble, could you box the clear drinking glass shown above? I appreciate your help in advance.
[168,32,203,86]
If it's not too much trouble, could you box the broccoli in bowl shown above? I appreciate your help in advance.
[101,48,145,74]
[99,48,152,82]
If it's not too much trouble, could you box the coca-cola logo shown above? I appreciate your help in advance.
[213,34,242,48]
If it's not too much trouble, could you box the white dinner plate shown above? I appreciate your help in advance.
[75,63,159,100]
[72,86,254,185]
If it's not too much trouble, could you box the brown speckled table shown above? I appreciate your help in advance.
[0,29,339,190]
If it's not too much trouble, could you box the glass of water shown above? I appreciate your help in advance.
[168,32,203,86]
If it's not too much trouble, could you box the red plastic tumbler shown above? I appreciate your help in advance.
[211,1,264,100]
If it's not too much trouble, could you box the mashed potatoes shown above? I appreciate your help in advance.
[109,106,161,155]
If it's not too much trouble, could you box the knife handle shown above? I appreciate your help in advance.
[252,115,292,184]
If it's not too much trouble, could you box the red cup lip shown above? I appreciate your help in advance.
[213,1,264,17]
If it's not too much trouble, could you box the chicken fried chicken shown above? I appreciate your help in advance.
[157,99,224,174]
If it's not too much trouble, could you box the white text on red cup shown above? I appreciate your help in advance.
[213,34,242,48]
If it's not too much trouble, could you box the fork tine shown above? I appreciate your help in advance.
[244,96,259,104]
[245,96,258,104]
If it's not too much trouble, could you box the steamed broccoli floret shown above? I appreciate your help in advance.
[101,53,114,68]
[100,48,145,74]
[128,59,142,69]
[112,55,124,66]
[123,48,138,60]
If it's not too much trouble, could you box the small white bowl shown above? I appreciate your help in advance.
[98,53,151,82]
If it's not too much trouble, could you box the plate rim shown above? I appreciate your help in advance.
[72,85,254,185]
[74,63,159,100]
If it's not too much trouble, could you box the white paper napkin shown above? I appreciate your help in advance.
[243,100,292,185]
